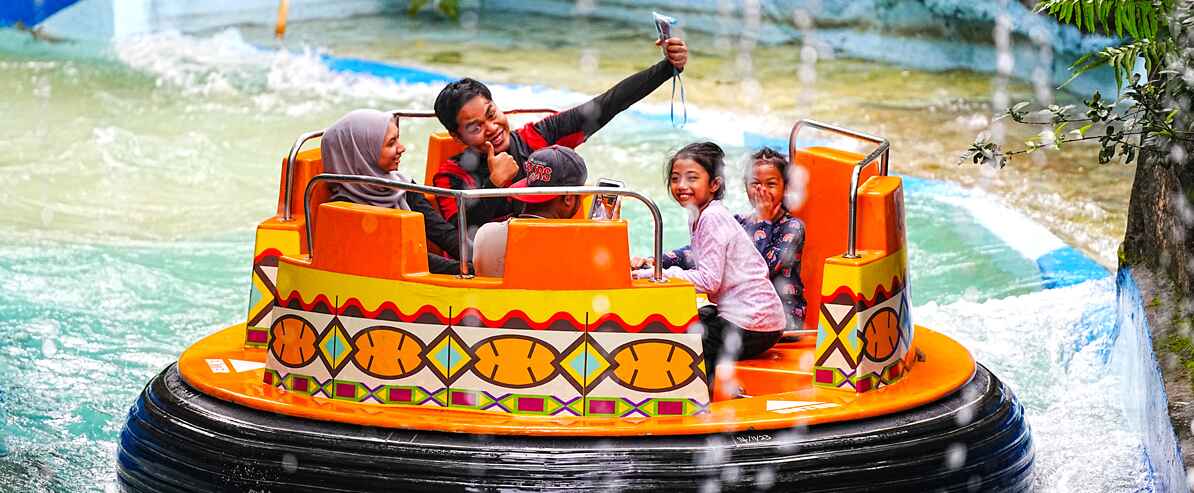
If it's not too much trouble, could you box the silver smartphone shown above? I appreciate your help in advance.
[653,12,675,43]
[590,178,625,220]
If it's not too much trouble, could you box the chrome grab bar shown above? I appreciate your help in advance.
[303,174,667,282]
[787,119,891,259]
[281,108,558,221]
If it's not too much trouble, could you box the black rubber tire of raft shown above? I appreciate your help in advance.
[117,363,1033,492]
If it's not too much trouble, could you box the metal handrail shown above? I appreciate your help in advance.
[303,174,667,282]
[788,119,891,259]
[281,108,558,221]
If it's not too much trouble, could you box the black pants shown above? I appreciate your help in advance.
[698,305,782,383]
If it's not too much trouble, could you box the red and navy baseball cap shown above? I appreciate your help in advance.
[510,145,588,203]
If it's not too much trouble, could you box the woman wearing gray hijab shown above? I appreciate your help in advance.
[322,109,467,275]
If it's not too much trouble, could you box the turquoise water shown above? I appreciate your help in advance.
[0,15,1150,492]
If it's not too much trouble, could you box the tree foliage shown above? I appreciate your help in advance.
[962,0,1193,168]
[407,0,460,20]
[1038,0,1177,87]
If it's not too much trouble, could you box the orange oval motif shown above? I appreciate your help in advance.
[861,307,901,362]
[609,339,699,392]
[270,316,318,367]
[352,327,426,379]
[470,335,559,388]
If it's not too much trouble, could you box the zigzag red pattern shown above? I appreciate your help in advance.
[275,291,692,332]
[254,248,284,265]
[453,307,582,330]
[339,298,450,324]
[823,275,904,310]
[589,312,697,334]
[278,290,336,313]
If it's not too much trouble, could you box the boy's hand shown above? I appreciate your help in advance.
[630,256,655,270]
[485,141,518,187]
[657,37,688,71]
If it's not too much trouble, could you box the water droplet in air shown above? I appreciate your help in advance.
[574,0,596,15]
[755,465,776,489]
[459,11,479,30]
[41,339,57,358]
[591,294,610,314]
[579,49,599,74]
[945,442,967,470]
[281,453,298,473]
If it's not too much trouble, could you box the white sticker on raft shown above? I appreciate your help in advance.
[206,358,230,373]
[766,400,840,414]
[205,358,265,373]
[229,359,266,373]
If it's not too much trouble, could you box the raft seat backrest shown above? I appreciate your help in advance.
[423,131,469,187]
[421,132,468,256]
[502,219,632,290]
[789,147,877,329]
[276,148,330,254]
[309,201,430,279]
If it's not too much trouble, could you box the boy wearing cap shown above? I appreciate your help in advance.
[472,146,588,277]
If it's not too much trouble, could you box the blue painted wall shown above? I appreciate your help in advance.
[0,0,80,27]
[1113,268,1188,491]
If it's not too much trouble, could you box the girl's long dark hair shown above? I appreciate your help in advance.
[665,142,727,200]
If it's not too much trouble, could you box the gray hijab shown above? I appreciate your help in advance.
[322,109,412,210]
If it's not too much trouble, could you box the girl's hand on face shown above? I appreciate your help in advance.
[752,184,779,221]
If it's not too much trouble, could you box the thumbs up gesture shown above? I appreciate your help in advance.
[485,141,519,188]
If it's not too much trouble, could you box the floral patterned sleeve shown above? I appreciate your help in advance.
[660,245,696,270]
[738,215,777,274]
[739,213,807,328]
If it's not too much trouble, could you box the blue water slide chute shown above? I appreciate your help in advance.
[0,0,81,27]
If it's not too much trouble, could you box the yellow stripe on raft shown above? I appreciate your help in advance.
[276,259,700,329]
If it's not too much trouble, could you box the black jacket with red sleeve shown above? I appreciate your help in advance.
[432,59,678,227]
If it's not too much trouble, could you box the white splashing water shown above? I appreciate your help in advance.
[917,278,1153,491]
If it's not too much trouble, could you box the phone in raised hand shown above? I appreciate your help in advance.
[653,12,676,43]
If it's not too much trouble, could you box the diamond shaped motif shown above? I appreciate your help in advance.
[318,318,353,373]
[558,337,610,392]
[423,329,472,384]
[898,291,913,347]
[245,264,278,331]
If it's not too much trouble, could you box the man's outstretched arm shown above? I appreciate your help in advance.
[523,38,688,147]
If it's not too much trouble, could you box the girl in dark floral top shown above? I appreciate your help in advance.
[660,147,807,329]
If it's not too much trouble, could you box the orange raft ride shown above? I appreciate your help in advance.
[116,119,1033,492]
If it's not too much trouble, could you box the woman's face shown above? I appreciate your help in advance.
[376,118,406,172]
[669,158,720,209]
[455,95,511,153]
[748,162,785,215]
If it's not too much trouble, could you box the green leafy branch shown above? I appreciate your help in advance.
[1065,37,1174,89]
[961,76,1192,167]
[963,0,1193,169]
[1037,1,1177,89]
[407,0,460,19]
[1035,0,1174,38]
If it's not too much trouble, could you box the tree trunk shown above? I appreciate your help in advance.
[1121,149,1194,293]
